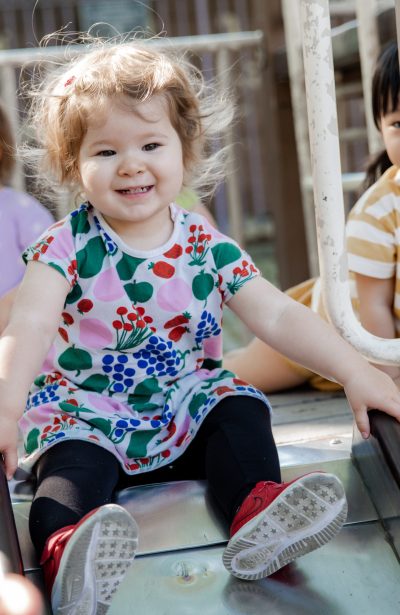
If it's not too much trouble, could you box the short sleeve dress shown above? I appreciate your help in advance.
[20,203,270,474]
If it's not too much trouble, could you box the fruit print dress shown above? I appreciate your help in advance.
[20,202,270,474]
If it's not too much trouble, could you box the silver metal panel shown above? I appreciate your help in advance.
[108,523,400,615]
[13,456,376,573]
[116,480,228,554]
[352,427,400,521]
[278,436,352,467]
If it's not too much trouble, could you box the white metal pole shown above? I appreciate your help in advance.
[281,0,319,277]
[355,0,382,154]
[300,0,400,365]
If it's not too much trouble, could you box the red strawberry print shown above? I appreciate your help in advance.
[168,325,189,342]
[58,327,69,343]
[62,312,74,326]
[77,299,93,314]
[164,312,191,329]
[163,243,183,259]
[149,261,175,278]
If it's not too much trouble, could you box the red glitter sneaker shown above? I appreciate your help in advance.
[41,504,138,615]
[223,472,347,580]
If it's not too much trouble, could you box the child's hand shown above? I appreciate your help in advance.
[0,416,18,480]
[343,363,400,438]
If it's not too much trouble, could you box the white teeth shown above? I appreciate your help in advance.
[120,186,149,194]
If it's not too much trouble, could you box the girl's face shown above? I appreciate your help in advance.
[78,95,184,245]
[380,107,400,167]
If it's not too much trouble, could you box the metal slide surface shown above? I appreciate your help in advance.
[5,389,400,615]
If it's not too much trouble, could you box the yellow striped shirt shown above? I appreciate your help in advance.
[346,165,400,333]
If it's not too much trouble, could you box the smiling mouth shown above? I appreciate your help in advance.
[117,186,152,194]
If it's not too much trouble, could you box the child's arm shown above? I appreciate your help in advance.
[0,286,19,333]
[228,276,400,438]
[354,273,400,380]
[0,262,70,478]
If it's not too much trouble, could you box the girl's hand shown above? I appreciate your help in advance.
[0,417,18,480]
[343,364,400,438]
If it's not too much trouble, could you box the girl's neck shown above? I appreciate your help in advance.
[98,205,175,252]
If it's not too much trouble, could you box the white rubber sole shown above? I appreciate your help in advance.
[51,504,139,615]
[223,472,348,580]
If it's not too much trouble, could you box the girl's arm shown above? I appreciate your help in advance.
[354,273,400,380]
[228,276,400,438]
[0,286,19,333]
[0,261,70,478]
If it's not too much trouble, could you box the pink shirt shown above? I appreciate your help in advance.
[0,187,54,296]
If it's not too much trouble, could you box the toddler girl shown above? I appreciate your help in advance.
[1,37,400,615]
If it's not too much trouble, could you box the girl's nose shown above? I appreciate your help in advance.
[117,157,145,176]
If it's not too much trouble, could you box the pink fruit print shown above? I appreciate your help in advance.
[203,334,222,359]
[79,318,113,349]
[157,278,192,312]
[149,261,175,278]
[93,266,125,301]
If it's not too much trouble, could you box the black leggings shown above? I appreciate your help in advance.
[29,396,280,557]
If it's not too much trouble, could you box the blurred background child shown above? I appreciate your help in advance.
[0,100,53,331]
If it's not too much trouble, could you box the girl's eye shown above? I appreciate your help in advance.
[143,143,160,152]
[97,150,115,157]
[393,121,400,129]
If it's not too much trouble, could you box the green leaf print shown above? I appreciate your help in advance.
[124,281,153,303]
[25,428,40,454]
[211,242,242,269]
[81,374,110,393]
[202,358,223,370]
[116,253,146,281]
[88,417,112,436]
[126,428,161,458]
[34,374,46,387]
[71,210,90,236]
[59,402,94,417]
[188,392,208,418]
[128,377,162,405]
[127,401,160,413]
[58,346,93,376]
[76,236,107,278]
[192,271,214,301]
[65,283,83,305]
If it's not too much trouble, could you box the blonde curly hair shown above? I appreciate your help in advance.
[24,35,234,203]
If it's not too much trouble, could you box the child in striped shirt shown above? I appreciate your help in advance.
[225,40,400,391]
